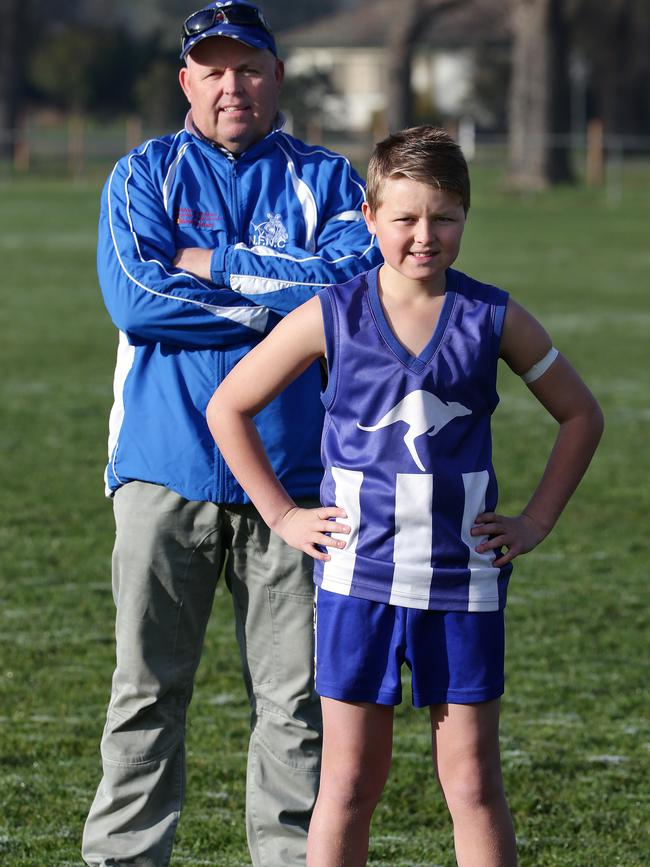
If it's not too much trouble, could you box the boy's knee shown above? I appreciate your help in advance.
[321,764,388,815]
[440,759,504,813]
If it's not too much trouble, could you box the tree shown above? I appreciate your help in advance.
[507,0,650,190]
[279,68,339,140]
[28,25,161,119]
[134,55,191,130]
[507,0,573,190]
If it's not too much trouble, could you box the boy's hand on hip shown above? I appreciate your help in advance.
[471,512,548,567]
[274,506,350,561]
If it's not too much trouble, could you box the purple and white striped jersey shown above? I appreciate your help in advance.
[314,265,513,612]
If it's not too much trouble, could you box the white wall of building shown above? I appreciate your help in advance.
[285,46,474,131]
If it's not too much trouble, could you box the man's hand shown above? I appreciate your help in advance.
[272,506,350,561]
[173,247,213,281]
[471,511,549,567]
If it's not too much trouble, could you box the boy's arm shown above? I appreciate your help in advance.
[206,296,349,560]
[472,299,604,566]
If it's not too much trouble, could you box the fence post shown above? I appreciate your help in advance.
[13,114,30,171]
[68,113,85,179]
[586,118,604,187]
[458,116,476,160]
[605,135,623,205]
[306,116,322,145]
[126,116,143,152]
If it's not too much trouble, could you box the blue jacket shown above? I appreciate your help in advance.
[99,116,381,503]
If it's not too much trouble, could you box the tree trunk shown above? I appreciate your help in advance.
[547,0,573,182]
[385,0,461,133]
[597,3,634,137]
[570,0,650,139]
[508,0,574,188]
[0,0,25,162]
[386,0,424,132]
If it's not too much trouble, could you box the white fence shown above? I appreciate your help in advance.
[1,118,650,199]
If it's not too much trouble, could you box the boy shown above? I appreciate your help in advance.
[206,126,604,866]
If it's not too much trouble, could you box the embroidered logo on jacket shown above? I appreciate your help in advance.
[250,213,289,249]
[176,208,222,229]
[357,390,471,472]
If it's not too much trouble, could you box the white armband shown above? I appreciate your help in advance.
[521,347,559,384]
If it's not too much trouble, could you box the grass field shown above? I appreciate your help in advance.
[1,162,648,866]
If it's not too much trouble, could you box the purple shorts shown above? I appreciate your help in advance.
[315,587,505,707]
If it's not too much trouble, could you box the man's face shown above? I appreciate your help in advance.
[179,36,284,154]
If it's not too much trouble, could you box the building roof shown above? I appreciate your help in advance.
[277,0,510,51]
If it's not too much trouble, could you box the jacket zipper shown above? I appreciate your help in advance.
[216,159,240,503]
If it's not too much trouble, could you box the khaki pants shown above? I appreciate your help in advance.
[82,481,321,866]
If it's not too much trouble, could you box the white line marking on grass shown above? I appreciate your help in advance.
[16,577,108,590]
[58,664,94,673]
[186,749,248,760]
[520,713,582,727]
[184,809,240,823]
[586,383,650,414]
[612,407,650,421]
[502,749,532,766]
[392,751,430,761]
[369,861,442,867]
[62,785,92,797]
[393,731,431,743]
[543,311,650,332]
[530,551,564,562]
[205,790,230,800]
[173,855,249,866]
[587,754,629,765]
[206,693,238,705]
[2,609,35,620]
[1,828,74,841]
[0,232,97,251]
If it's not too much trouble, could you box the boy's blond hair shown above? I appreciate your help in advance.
[366,125,470,214]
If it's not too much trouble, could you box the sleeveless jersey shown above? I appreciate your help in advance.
[314,265,513,612]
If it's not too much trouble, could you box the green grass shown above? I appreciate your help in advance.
[1,164,648,866]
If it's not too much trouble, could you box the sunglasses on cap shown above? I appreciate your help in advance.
[181,3,274,50]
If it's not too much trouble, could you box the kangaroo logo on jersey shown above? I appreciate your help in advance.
[357,390,472,472]
[250,213,289,249]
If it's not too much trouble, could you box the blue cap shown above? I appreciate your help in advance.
[180,2,277,60]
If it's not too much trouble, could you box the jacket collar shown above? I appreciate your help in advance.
[183,110,286,160]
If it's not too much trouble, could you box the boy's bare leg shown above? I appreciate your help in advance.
[307,698,394,867]
[431,699,517,867]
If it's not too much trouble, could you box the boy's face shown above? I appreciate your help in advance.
[363,176,466,292]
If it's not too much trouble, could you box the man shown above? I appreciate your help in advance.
[82,3,381,865]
